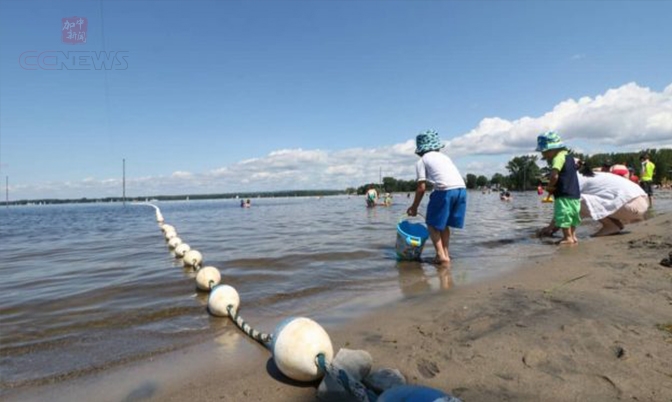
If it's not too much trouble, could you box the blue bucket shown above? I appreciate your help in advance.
[396,214,429,261]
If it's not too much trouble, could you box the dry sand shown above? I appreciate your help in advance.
[6,213,672,402]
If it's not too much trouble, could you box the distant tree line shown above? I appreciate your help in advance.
[1,190,345,206]
[351,177,434,195]
[355,148,671,193]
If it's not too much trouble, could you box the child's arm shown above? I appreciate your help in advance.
[546,169,559,193]
[407,181,426,216]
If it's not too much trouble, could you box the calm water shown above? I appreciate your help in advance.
[1,191,670,394]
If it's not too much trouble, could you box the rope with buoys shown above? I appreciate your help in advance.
[227,304,273,346]
[136,202,462,402]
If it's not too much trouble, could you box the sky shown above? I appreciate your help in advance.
[1,0,671,200]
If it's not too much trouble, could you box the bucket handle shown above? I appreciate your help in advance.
[398,213,425,225]
[406,237,422,247]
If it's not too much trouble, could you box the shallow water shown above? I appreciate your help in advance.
[1,191,670,393]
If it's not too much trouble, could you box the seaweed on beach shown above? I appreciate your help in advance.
[656,323,672,334]
[627,235,672,250]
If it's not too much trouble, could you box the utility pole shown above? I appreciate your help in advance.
[123,158,126,206]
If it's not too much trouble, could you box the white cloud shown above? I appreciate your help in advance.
[445,82,672,155]
[8,82,672,200]
[171,171,192,178]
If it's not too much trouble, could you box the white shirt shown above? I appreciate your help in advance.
[416,151,466,191]
[578,172,647,220]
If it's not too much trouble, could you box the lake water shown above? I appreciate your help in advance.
[1,191,670,396]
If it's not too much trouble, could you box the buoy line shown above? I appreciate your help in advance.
[138,202,462,402]
[227,304,273,346]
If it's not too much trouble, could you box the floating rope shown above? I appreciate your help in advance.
[227,304,273,347]
[316,353,377,402]
[140,202,164,223]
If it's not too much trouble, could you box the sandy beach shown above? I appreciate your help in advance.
[5,212,672,402]
[156,212,672,402]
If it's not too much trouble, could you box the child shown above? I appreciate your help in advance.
[383,192,393,206]
[407,130,467,264]
[365,185,378,207]
[536,131,580,245]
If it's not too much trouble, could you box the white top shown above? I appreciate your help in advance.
[578,172,647,220]
[416,151,466,191]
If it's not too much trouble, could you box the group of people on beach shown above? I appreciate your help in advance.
[405,130,656,264]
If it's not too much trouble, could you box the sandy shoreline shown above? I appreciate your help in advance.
[5,213,672,402]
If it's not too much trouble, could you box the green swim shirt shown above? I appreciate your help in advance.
[641,161,655,182]
[551,150,569,172]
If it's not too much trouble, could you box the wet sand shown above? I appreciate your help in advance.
[5,213,672,402]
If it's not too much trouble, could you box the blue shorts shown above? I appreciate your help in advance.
[426,188,467,231]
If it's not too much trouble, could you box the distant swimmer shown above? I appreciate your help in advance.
[383,193,393,206]
[365,185,378,208]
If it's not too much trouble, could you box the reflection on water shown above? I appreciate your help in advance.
[1,191,670,392]
[395,262,454,297]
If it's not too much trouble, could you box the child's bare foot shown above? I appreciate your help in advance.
[432,256,451,265]
[556,239,577,245]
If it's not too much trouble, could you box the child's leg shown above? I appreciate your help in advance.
[441,227,451,261]
[428,226,449,263]
[442,189,466,261]
[558,228,575,245]
[571,226,578,243]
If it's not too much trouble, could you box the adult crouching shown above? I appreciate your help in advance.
[539,161,649,237]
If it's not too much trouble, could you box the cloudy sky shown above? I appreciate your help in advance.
[1,1,671,200]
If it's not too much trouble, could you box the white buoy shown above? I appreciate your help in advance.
[161,224,175,233]
[156,211,164,223]
[208,285,240,317]
[271,317,333,382]
[196,266,221,290]
[167,237,182,249]
[174,243,191,258]
[164,229,177,241]
[183,249,203,267]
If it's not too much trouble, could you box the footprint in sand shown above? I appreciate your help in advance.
[417,358,440,378]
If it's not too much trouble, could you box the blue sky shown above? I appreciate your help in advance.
[1,0,671,199]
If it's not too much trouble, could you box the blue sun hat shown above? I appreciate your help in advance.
[535,131,565,152]
[415,130,445,155]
